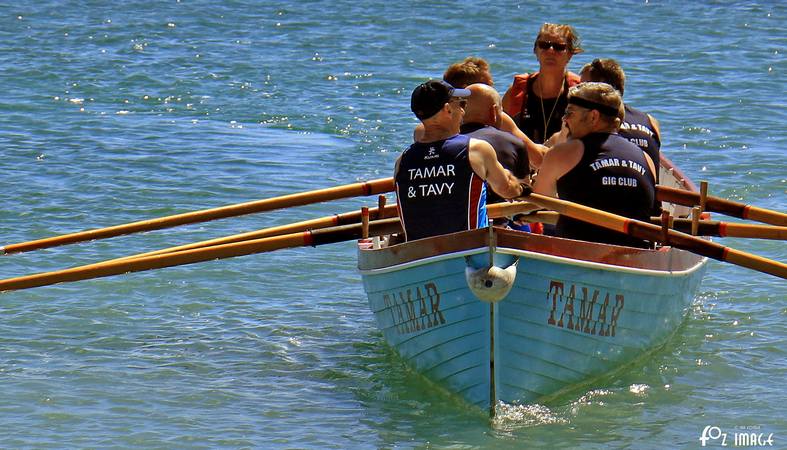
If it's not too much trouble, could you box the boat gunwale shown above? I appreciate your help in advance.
[359,227,706,276]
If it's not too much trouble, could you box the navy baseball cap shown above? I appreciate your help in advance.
[411,80,471,120]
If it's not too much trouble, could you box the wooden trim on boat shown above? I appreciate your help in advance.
[359,228,489,270]
[496,228,704,272]
[359,227,704,273]
[660,154,698,193]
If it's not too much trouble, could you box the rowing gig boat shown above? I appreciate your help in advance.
[357,156,707,410]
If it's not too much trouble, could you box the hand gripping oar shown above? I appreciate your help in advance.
[0,218,403,293]
[657,185,787,226]
[0,178,395,255]
[522,193,787,279]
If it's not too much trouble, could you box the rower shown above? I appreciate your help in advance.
[579,58,662,183]
[395,80,528,241]
[533,82,657,248]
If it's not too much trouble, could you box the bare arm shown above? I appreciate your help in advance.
[498,111,547,169]
[647,113,662,143]
[501,84,515,114]
[467,138,524,199]
[643,152,657,183]
[544,122,569,147]
[532,139,584,197]
[393,155,402,180]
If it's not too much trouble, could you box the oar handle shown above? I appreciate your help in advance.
[2,177,395,255]
[486,201,541,218]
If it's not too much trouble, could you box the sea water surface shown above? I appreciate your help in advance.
[0,1,784,448]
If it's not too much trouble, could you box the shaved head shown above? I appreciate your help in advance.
[463,83,502,127]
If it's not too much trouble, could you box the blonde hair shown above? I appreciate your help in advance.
[534,23,583,55]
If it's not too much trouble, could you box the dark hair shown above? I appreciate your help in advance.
[581,58,626,95]
[534,23,583,55]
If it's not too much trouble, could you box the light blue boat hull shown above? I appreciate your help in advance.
[360,229,707,410]
[495,251,705,403]
[362,252,494,407]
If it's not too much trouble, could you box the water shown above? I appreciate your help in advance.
[0,1,784,448]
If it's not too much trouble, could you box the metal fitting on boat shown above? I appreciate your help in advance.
[465,261,518,303]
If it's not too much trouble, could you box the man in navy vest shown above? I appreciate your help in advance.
[460,83,531,204]
[579,58,662,182]
[534,82,657,248]
[395,80,528,241]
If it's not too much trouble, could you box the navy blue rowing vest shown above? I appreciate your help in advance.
[460,122,528,204]
[556,132,656,248]
[620,104,661,181]
[395,134,487,241]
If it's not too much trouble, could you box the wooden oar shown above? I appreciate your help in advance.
[657,218,787,240]
[522,193,787,279]
[112,201,556,262]
[486,201,542,218]
[0,177,395,255]
[0,218,403,293]
[657,185,787,226]
[109,204,400,262]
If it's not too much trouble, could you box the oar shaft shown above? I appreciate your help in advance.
[723,247,787,278]
[111,204,400,262]
[664,218,787,240]
[486,201,541,218]
[1,178,395,255]
[657,185,787,226]
[525,193,787,279]
[115,202,554,264]
[0,218,402,293]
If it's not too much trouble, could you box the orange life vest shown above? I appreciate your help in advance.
[504,71,582,118]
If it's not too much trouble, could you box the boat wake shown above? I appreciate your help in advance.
[492,388,620,430]
[491,401,568,429]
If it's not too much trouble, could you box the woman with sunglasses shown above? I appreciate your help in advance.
[502,23,583,144]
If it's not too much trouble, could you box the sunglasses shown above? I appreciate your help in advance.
[536,40,568,52]
[450,98,468,108]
